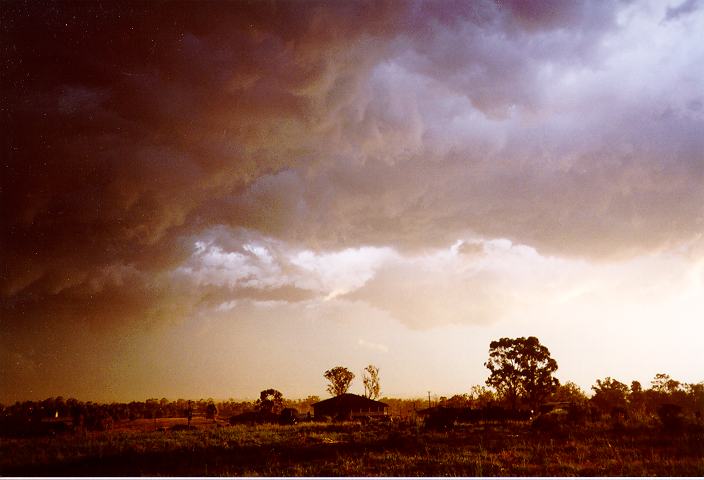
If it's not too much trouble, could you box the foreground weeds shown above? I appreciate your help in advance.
[1,421,703,476]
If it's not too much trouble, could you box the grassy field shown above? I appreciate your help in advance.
[1,418,703,476]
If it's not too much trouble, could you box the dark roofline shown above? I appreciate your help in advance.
[311,393,388,408]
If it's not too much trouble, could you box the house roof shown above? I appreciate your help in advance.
[311,393,388,408]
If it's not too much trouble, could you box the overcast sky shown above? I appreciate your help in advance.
[2,0,703,403]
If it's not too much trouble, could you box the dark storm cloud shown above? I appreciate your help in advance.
[0,1,455,305]
[1,1,402,320]
[2,0,702,341]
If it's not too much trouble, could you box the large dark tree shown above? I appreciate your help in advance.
[324,366,355,396]
[484,336,559,410]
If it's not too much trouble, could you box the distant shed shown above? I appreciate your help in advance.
[312,394,389,420]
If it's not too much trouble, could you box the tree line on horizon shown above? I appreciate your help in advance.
[1,336,702,432]
[317,337,703,430]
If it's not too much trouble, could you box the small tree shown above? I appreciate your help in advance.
[484,336,559,410]
[651,373,681,395]
[256,389,284,415]
[649,373,688,415]
[628,380,647,419]
[324,366,355,397]
[591,377,629,415]
[469,385,497,408]
[205,400,218,422]
[362,365,381,400]
[551,381,588,404]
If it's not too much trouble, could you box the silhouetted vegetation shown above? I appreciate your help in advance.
[205,400,218,421]
[1,338,702,476]
[362,364,381,400]
[324,366,355,396]
[256,389,284,415]
[485,336,559,411]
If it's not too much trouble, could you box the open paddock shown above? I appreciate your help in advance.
[1,419,702,476]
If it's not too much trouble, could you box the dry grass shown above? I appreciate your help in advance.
[1,419,702,476]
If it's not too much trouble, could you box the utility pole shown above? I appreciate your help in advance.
[427,391,431,409]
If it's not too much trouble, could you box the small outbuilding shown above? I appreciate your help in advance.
[312,394,389,420]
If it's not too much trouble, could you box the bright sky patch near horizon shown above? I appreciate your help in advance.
[1,0,703,403]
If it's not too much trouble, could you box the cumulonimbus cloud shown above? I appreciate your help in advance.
[1,1,702,348]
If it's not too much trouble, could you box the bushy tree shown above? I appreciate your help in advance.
[256,389,284,415]
[324,366,355,396]
[550,381,588,404]
[484,336,559,410]
[362,364,381,400]
[591,377,629,414]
